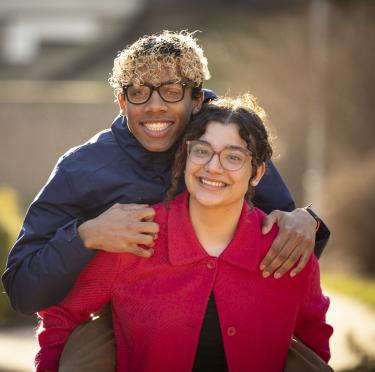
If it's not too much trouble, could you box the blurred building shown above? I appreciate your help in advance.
[0,0,148,79]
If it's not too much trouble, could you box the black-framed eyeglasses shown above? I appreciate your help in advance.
[187,140,252,171]
[123,80,192,105]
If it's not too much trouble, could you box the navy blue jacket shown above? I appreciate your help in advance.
[2,98,329,315]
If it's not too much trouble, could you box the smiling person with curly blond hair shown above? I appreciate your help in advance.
[2,30,330,371]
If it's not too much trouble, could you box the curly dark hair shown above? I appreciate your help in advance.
[165,94,273,204]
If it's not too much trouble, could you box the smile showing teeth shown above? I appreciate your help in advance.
[200,178,227,188]
[143,122,172,132]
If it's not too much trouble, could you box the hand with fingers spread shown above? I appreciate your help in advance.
[78,203,159,258]
[260,208,318,279]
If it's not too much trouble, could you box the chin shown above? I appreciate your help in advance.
[143,142,172,153]
[193,194,226,208]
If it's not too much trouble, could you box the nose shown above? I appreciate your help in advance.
[204,153,224,174]
[144,90,168,113]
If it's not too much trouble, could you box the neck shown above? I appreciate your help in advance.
[188,197,244,257]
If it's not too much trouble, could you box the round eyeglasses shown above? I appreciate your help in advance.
[187,140,252,171]
[123,80,192,105]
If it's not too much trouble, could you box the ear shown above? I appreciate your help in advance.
[250,162,266,187]
[117,93,127,116]
[192,91,204,115]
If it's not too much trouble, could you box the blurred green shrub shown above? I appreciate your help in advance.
[323,275,375,311]
[0,186,23,323]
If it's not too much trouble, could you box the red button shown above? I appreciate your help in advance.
[207,259,216,269]
[227,326,236,336]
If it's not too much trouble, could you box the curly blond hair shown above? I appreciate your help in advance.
[108,30,211,95]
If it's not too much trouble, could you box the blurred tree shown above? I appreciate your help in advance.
[320,0,375,276]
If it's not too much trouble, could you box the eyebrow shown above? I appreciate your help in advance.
[197,140,248,152]
[130,79,182,88]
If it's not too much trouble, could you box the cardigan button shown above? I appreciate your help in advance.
[206,259,216,269]
[227,326,236,336]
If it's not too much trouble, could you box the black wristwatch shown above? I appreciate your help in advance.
[303,204,321,231]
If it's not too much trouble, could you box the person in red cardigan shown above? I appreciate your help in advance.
[35,94,333,372]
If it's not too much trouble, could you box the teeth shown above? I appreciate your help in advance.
[143,122,171,131]
[200,178,226,187]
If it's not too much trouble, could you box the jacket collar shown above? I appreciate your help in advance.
[111,115,176,172]
[167,191,261,271]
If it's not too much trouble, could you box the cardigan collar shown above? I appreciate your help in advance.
[167,191,261,271]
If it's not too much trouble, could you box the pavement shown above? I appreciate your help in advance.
[326,291,375,370]
[0,324,38,372]
[0,291,375,371]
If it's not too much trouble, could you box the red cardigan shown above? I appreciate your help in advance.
[35,191,333,372]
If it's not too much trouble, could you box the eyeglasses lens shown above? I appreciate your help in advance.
[126,83,185,104]
[188,142,248,171]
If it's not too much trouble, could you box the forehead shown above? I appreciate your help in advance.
[199,121,247,149]
[130,62,181,86]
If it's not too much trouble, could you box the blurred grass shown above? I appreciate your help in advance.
[323,275,375,311]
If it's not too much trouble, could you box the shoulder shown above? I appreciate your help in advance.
[51,124,133,196]
[151,192,187,238]
[152,192,186,218]
[244,206,279,259]
[253,206,279,240]
[36,128,120,198]
[33,123,127,206]
[57,128,120,174]
[151,201,170,233]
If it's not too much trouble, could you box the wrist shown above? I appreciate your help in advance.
[303,204,320,232]
[78,220,97,250]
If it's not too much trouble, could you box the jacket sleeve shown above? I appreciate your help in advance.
[2,161,96,314]
[293,258,333,362]
[34,252,119,372]
[254,160,296,214]
[254,160,330,257]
